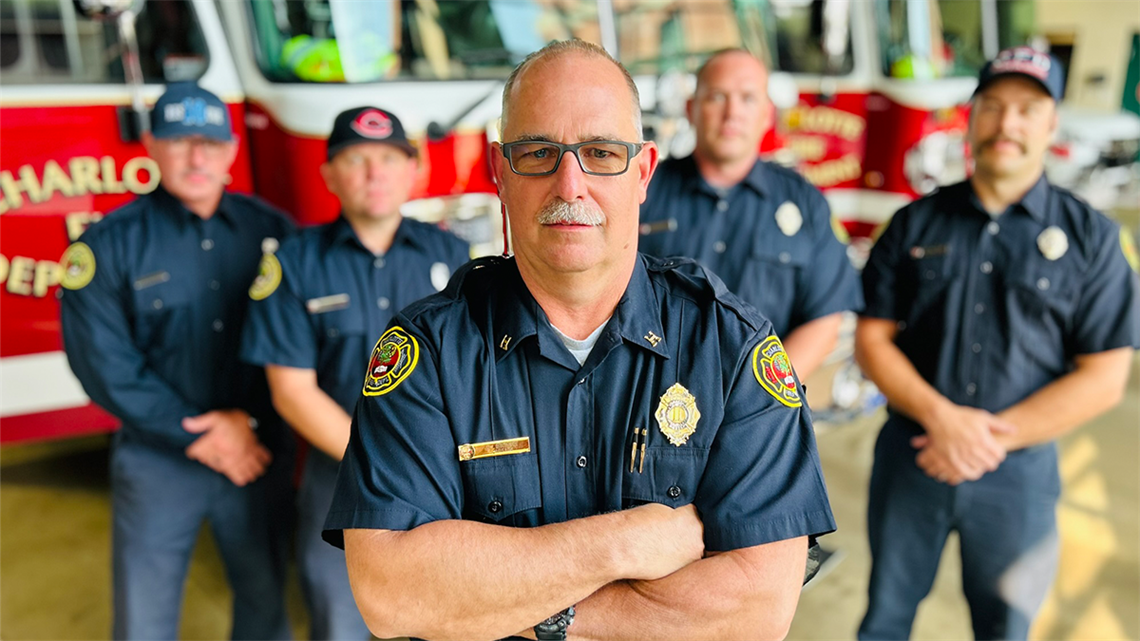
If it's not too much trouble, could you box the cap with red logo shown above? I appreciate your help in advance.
[327,106,417,160]
[975,46,1065,102]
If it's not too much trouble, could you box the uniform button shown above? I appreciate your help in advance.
[897,321,907,331]
[374,257,386,269]
[667,485,682,499]
[212,319,224,332]
[377,297,390,310]
[1037,278,1050,290]
[987,222,1000,235]
[328,328,339,338]
[201,239,214,251]
[152,299,163,310]
[779,252,791,264]
[713,241,727,254]
[972,343,982,353]
[209,280,220,290]
[576,456,588,469]
[487,500,503,514]
[980,261,993,274]
[974,303,985,314]
[924,270,936,280]
[966,383,977,396]
[716,200,728,212]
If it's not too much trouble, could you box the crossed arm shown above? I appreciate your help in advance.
[855,316,1133,484]
[344,504,806,641]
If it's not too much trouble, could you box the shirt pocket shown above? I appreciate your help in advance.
[131,274,191,351]
[1005,262,1076,350]
[461,452,542,524]
[738,245,808,329]
[311,296,364,343]
[623,446,709,508]
[901,253,957,329]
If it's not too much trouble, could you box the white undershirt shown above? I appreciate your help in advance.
[551,319,611,366]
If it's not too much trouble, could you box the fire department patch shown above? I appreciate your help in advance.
[362,327,419,396]
[752,336,802,408]
[1121,227,1139,274]
[654,382,701,446]
[248,253,282,301]
[60,242,96,290]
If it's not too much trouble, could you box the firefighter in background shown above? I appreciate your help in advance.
[240,106,469,640]
[639,48,861,388]
[856,47,1140,640]
[58,83,294,641]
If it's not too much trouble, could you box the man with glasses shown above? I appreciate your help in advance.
[59,82,293,640]
[323,40,834,640]
[241,106,469,640]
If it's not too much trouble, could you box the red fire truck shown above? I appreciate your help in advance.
[0,0,1030,442]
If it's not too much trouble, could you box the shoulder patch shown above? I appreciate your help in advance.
[363,327,420,396]
[249,253,282,300]
[60,242,96,290]
[1121,227,1139,274]
[752,335,802,408]
[831,214,850,244]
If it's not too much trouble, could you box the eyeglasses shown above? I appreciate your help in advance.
[500,140,644,176]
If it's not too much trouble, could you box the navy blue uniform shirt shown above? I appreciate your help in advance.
[59,186,295,450]
[324,254,836,552]
[862,176,1140,417]
[639,155,862,336]
[240,215,470,413]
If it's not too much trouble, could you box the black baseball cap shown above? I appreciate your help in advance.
[975,46,1065,102]
[327,106,417,160]
[151,82,233,141]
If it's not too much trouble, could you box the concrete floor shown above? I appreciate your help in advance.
[1,357,1137,640]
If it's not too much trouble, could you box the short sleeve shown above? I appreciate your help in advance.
[695,333,836,551]
[797,189,863,322]
[1071,223,1140,353]
[861,210,909,320]
[323,321,463,548]
[240,251,318,370]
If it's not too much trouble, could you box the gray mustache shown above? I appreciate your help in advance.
[536,200,606,226]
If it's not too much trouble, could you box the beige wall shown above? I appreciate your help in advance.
[1038,1,1140,111]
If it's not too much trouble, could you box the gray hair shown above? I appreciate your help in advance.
[500,39,642,139]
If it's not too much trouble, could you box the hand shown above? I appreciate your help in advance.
[183,409,272,486]
[620,503,704,581]
[912,401,1016,484]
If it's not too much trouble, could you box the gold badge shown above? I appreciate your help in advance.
[249,253,282,300]
[1037,226,1068,261]
[60,242,96,290]
[362,327,419,396]
[774,201,803,237]
[457,437,531,461]
[753,336,802,408]
[654,383,701,446]
[1120,227,1139,274]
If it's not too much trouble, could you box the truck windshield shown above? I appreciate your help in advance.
[246,0,603,82]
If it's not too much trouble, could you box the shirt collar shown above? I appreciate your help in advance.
[492,257,670,363]
[152,184,239,227]
[964,174,1050,222]
[680,154,768,199]
[326,214,428,254]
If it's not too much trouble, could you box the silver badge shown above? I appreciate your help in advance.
[430,262,450,291]
[775,202,803,237]
[1037,226,1068,261]
[261,237,279,254]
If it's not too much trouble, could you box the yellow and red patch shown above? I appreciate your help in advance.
[362,327,419,396]
[752,336,802,408]
[60,242,96,290]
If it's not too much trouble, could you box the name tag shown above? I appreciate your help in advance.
[457,437,531,461]
[638,219,678,235]
[306,293,351,314]
[132,271,170,290]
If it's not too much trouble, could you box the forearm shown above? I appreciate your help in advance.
[271,383,352,460]
[854,320,949,425]
[997,348,1133,451]
[345,511,651,641]
[569,538,806,641]
[782,314,842,380]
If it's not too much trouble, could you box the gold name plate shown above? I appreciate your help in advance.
[457,437,531,461]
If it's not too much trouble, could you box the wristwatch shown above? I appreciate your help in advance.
[534,605,575,641]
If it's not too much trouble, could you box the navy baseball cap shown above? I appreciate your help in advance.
[327,106,417,161]
[975,46,1065,102]
[150,82,233,141]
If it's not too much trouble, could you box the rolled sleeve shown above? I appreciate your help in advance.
[861,211,908,321]
[797,191,863,322]
[1072,223,1140,353]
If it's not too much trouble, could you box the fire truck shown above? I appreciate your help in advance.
[0,0,1031,442]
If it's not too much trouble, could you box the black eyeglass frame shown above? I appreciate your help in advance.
[499,139,645,176]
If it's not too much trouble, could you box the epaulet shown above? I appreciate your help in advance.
[643,254,765,332]
[398,255,509,322]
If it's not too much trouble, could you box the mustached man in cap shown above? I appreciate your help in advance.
[855,47,1140,640]
[59,82,294,640]
[240,106,469,640]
